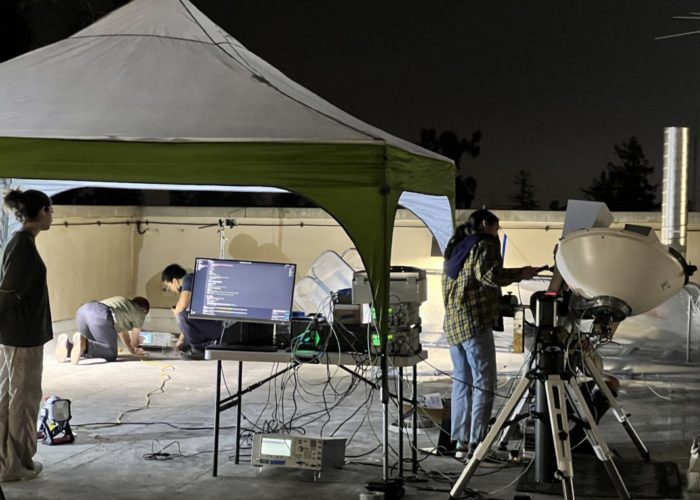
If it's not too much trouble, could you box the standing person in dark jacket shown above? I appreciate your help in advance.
[442,209,542,460]
[0,189,53,481]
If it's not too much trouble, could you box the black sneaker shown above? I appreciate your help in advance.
[181,349,205,360]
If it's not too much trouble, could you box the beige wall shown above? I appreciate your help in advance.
[133,211,356,310]
[38,212,136,319]
[37,206,700,324]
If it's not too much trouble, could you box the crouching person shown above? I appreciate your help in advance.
[56,296,150,364]
[161,263,224,360]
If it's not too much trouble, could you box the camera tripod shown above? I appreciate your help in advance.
[449,333,636,500]
[495,351,649,462]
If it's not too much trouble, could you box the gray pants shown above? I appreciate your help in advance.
[0,345,43,480]
[76,302,118,362]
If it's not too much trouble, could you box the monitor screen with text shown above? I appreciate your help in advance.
[189,258,296,324]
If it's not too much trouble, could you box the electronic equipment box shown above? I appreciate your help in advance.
[138,331,176,348]
[351,266,427,305]
[252,434,346,472]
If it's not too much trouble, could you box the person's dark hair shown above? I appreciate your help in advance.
[3,189,51,223]
[161,264,187,283]
[444,209,499,259]
[131,296,150,314]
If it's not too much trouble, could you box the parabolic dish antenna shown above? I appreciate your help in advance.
[556,226,689,317]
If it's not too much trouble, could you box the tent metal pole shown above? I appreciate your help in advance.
[373,180,395,483]
[380,193,391,481]
[382,354,389,480]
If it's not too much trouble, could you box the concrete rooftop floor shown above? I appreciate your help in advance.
[2,322,700,500]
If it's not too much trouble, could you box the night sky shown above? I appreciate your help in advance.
[6,0,700,208]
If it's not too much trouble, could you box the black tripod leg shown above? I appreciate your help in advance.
[584,354,649,460]
[543,376,575,500]
[566,381,631,500]
[448,374,531,499]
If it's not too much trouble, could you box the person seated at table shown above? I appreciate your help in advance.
[161,263,224,360]
[56,296,150,364]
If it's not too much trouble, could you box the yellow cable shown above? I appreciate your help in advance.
[115,360,175,424]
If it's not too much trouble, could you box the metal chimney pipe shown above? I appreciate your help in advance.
[661,127,689,256]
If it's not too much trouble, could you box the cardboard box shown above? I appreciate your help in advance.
[402,403,447,428]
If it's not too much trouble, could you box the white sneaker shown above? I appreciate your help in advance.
[71,332,86,365]
[26,461,43,479]
[0,461,43,482]
[454,442,471,460]
[55,334,71,363]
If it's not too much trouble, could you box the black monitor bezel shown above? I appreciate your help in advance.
[188,257,297,325]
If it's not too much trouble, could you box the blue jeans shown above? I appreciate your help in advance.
[175,310,224,351]
[449,328,497,445]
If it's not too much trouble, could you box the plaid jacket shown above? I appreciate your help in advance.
[442,237,523,346]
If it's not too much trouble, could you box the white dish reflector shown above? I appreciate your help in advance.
[555,227,686,316]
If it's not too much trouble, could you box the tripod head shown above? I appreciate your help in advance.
[528,288,613,361]
[527,291,569,377]
[216,218,237,258]
[218,218,236,229]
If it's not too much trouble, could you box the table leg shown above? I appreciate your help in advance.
[412,364,418,474]
[213,360,222,477]
[235,360,243,465]
[398,366,404,477]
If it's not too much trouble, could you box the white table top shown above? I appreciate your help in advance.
[204,348,428,367]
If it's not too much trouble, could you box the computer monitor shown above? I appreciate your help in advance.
[189,258,297,324]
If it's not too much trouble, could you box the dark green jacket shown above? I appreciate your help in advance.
[0,231,53,347]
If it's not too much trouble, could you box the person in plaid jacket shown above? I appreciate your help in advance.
[443,209,542,460]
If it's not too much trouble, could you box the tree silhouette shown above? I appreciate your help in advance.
[419,128,481,209]
[510,170,539,209]
[548,199,565,211]
[582,136,658,211]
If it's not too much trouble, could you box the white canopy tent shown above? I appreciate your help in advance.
[0,0,454,252]
[0,2,456,479]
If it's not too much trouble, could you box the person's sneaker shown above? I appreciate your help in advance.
[26,461,43,479]
[1,461,43,482]
[181,348,205,361]
[55,333,71,363]
[71,332,87,365]
[454,441,471,460]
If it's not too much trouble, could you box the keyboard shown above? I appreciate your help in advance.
[208,344,279,352]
